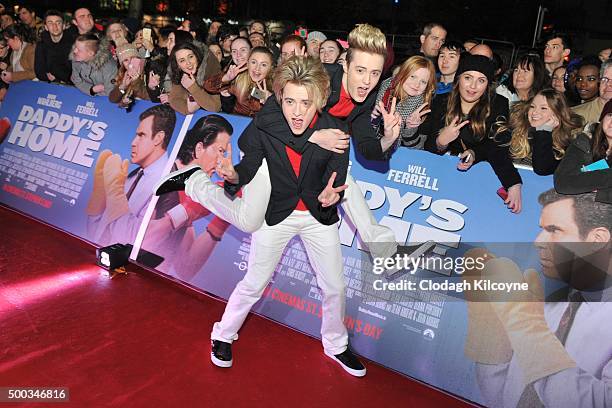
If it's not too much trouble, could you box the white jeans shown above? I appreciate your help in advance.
[184,160,397,259]
[210,210,348,355]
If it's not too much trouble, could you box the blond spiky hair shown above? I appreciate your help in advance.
[273,56,331,111]
[347,23,387,62]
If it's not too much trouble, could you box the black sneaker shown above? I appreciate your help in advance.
[211,340,233,368]
[324,348,366,377]
[153,164,201,196]
[385,240,437,281]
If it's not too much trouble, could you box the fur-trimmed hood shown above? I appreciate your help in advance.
[70,36,118,97]
[167,40,210,87]
[582,122,598,138]
[193,40,210,87]
[70,37,113,70]
[572,122,599,154]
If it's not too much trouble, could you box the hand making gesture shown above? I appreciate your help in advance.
[181,72,196,89]
[318,172,349,207]
[255,80,272,104]
[148,71,160,90]
[121,71,135,90]
[215,144,238,184]
[436,116,470,150]
[405,103,431,128]
[378,97,401,152]
[222,63,247,83]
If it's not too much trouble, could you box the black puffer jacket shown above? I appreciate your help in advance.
[554,124,612,204]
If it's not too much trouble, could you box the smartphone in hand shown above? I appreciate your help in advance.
[497,187,508,201]
[143,27,152,42]
[250,86,267,100]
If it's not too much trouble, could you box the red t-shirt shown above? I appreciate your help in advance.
[328,82,355,119]
[285,113,319,211]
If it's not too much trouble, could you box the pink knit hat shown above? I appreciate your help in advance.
[116,43,138,62]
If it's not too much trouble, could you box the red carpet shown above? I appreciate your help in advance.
[0,206,475,407]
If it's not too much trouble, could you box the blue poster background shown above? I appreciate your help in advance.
[0,82,184,245]
[0,82,559,406]
[135,110,251,278]
[136,110,553,405]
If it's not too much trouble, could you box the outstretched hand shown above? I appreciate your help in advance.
[222,63,248,83]
[318,172,348,207]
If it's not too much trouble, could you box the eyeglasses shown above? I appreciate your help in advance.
[601,77,611,85]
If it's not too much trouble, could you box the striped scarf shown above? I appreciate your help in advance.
[374,76,426,155]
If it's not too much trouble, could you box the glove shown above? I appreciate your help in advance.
[102,154,130,223]
[462,248,513,364]
[207,216,230,241]
[86,150,113,215]
[179,191,211,225]
[486,258,577,385]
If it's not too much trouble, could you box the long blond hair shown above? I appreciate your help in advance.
[234,47,274,102]
[391,55,436,105]
[508,88,583,159]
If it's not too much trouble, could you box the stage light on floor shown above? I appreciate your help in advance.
[96,244,133,277]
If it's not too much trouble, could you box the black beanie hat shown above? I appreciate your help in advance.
[456,54,495,84]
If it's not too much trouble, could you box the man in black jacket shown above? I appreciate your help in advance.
[261,24,395,161]
[35,10,75,84]
[155,24,428,273]
[252,24,416,265]
[155,56,367,377]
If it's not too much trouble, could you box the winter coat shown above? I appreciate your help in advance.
[554,123,612,204]
[108,77,150,107]
[204,71,265,118]
[8,43,36,82]
[169,43,221,115]
[70,45,118,96]
[421,92,523,189]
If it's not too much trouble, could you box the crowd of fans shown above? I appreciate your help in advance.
[0,5,610,213]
